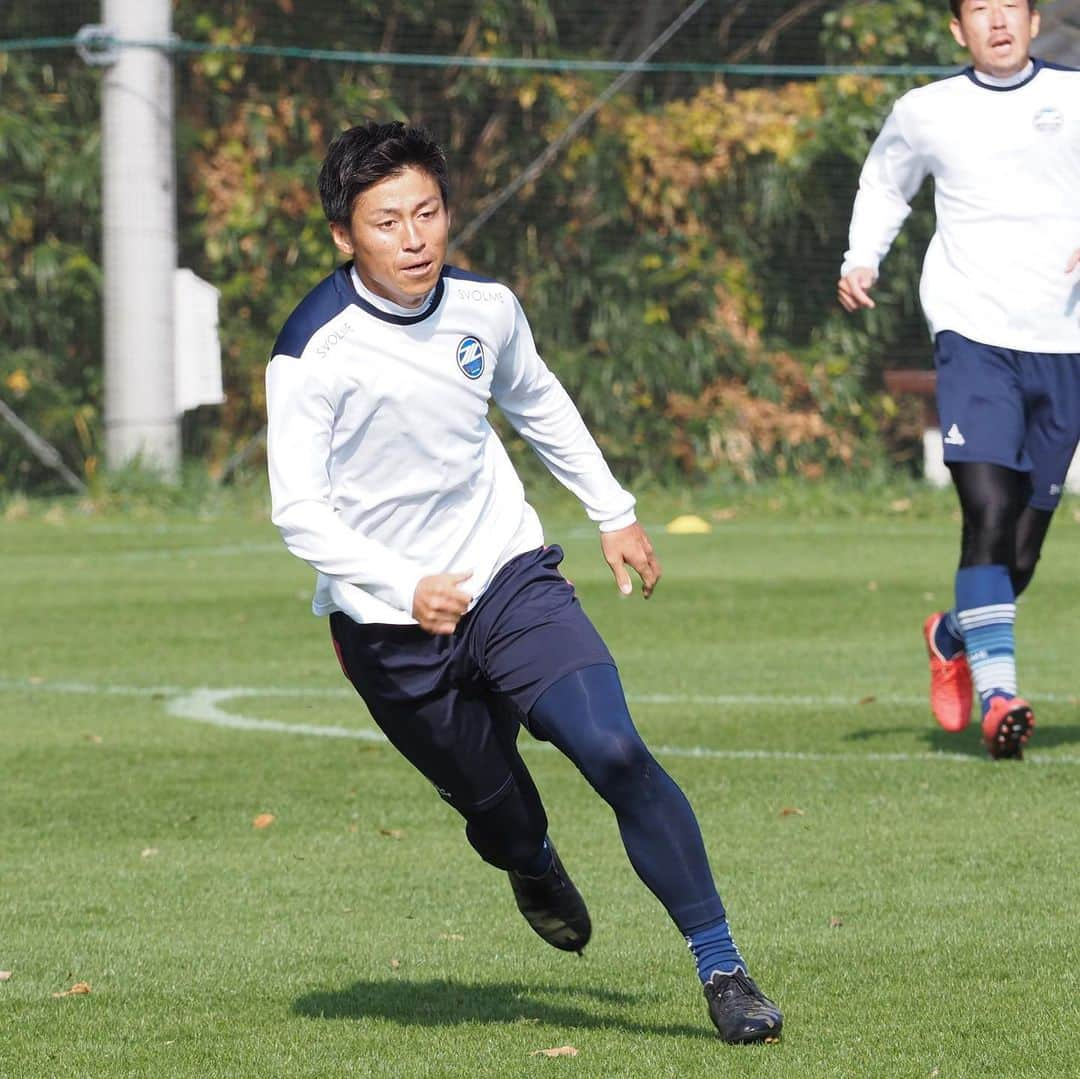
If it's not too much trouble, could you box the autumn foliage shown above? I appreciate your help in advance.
[1,1,963,492]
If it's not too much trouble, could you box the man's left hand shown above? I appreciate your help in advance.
[1067,249,1080,274]
[601,523,662,599]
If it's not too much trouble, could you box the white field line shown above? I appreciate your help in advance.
[6,542,285,563]
[2,677,1078,766]
[90,542,285,562]
[11,518,951,562]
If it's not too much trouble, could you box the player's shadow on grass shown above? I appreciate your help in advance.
[292,977,707,1039]
[919,722,1080,755]
[845,724,1080,755]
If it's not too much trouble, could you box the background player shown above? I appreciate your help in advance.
[838,0,1080,759]
[265,121,782,1043]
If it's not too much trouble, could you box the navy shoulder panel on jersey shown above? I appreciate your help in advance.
[444,264,499,285]
[1036,59,1080,74]
[271,265,354,359]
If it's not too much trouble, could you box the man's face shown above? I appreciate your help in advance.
[951,1,1040,78]
[331,165,449,309]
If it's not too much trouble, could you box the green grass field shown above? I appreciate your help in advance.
[3,489,1079,1078]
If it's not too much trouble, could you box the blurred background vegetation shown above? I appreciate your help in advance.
[1,0,966,495]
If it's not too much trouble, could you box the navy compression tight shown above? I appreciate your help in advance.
[463,663,726,934]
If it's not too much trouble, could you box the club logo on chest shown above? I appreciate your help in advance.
[456,336,485,379]
[1033,106,1064,134]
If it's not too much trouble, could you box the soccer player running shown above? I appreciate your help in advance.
[838,0,1080,760]
[265,122,781,1043]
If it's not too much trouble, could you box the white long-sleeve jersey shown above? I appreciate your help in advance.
[842,60,1080,353]
[266,263,636,625]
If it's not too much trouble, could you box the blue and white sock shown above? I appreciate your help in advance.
[687,918,746,984]
[934,609,965,660]
[955,565,1018,713]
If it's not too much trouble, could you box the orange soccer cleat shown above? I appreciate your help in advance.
[922,612,973,732]
[981,696,1034,761]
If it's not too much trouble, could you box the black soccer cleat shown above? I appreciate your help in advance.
[703,969,783,1044]
[507,845,592,954]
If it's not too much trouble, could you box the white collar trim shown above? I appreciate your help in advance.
[350,265,435,317]
[972,61,1034,89]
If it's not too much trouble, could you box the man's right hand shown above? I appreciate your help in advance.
[837,267,878,312]
[412,572,473,635]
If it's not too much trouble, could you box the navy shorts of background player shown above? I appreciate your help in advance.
[839,0,1080,758]
[264,121,781,1044]
[935,331,1080,512]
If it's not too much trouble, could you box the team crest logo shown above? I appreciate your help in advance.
[1033,106,1064,134]
[456,336,485,379]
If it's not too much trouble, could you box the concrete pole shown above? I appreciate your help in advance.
[102,0,179,476]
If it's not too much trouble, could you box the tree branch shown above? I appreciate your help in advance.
[726,0,831,63]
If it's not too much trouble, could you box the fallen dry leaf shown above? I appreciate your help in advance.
[889,498,912,513]
[858,695,877,706]
[711,507,738,522]
[829,916,844,929]
[438,933,464,941]
[0,971,12,982]
[390,959,401,970]
[140,847,160,859]
[52,982,92,998]
[83,734,103,744]
[252,813,275,830]
[779,807,805,817]
[866,580,879,592]
[530,1046,578,1058]
[378,828,404,840]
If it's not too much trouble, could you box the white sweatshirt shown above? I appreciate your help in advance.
[842,60,1080,353]
[265,264,636,625]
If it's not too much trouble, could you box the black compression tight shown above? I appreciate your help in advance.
[949,460,1054,595]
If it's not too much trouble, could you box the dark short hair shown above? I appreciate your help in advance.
[950,0,1035,15]
[318,121,449,225]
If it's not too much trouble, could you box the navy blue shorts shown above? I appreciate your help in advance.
[329,545,614,812]
[934,330,1080,510]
